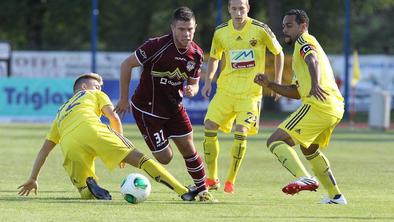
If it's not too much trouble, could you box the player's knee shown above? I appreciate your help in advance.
[158,159,171,165]
[234,125,248,134]
[204,119,219,130]
[266,135,276,148]
[267,129,295,148]
[301,144,319,156]
[123,149,144,167]
[154,154,172,165]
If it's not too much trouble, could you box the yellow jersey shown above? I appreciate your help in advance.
[47,90,112,143]
[292,32,344,118]
[210,17,282,99]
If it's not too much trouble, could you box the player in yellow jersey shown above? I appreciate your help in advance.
[18,73,201,201]
[201,0,284,193]
[254,9,347,204]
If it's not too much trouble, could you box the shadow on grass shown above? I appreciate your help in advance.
[192,135,394,143]
[215,215,394,220]
[0,196,82,202]
[1,190,75,193]
[0,196,197,205]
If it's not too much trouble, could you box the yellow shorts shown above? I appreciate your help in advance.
[279,104,342,149]
[204,91,262,135]
[59,122,134,188]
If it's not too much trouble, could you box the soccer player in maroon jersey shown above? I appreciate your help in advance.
[114,7,215,202]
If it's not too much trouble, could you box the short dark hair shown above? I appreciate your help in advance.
[73,73,103,93]
[172,6,195,23]
[285,9,309,25]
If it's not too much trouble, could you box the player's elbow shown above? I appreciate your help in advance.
[121,59,132,71]
[275,51,284,60]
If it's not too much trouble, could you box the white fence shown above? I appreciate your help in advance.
[3,51,140,79]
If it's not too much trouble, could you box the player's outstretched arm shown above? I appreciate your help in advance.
[273,51,285,101]
[102,104,123,135]
[201,58,219,100]
[115,53,140,117]
[304,53,329,101]
[254,74,300,99]
[18,139,56,196]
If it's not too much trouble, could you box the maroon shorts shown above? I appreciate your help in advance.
[132,105,193,153]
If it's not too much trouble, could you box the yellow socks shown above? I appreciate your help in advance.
[226,132,247,184]
[203,129,220,180]
[138,155,188,195]
[306,150,341,198]
[269,141,310,178]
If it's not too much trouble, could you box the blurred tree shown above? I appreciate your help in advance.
[0,0,392,53]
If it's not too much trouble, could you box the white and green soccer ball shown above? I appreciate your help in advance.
[120,173,151,204]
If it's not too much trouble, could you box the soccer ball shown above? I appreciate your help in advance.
[120,173,151,204]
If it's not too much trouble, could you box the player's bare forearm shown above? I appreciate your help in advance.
[102,105,123,134]
[19,138,55,196]
[116,54,141,115]
[109,116,123,135]
[304,53,328,101]
[274,51,284,84]
[305,53,320,86]
[29,140,56,180]
[119,53,141,99]
[119,59,133,100]
[267,82,301,99]
[205,58,219,83]
[255,74,300,99]
[201,58,218,99]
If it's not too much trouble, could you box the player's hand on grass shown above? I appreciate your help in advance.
[18,178,38,196]
[308,84,329,101]
[201,82,212,100]
[119,161,126,168]
[114,98,131,119]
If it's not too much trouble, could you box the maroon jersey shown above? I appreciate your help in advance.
[132,34,203,118]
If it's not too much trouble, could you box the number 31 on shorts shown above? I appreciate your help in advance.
[153,129,165,145]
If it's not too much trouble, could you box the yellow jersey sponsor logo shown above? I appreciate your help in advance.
[230,49,256,69]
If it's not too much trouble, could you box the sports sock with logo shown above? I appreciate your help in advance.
[306,150,341,198]
[203,129,220,180]
[138,155,188,195]
[226,132,247,184]
[269,141,310,178]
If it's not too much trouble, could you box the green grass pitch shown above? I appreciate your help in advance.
[1,124,394,221]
